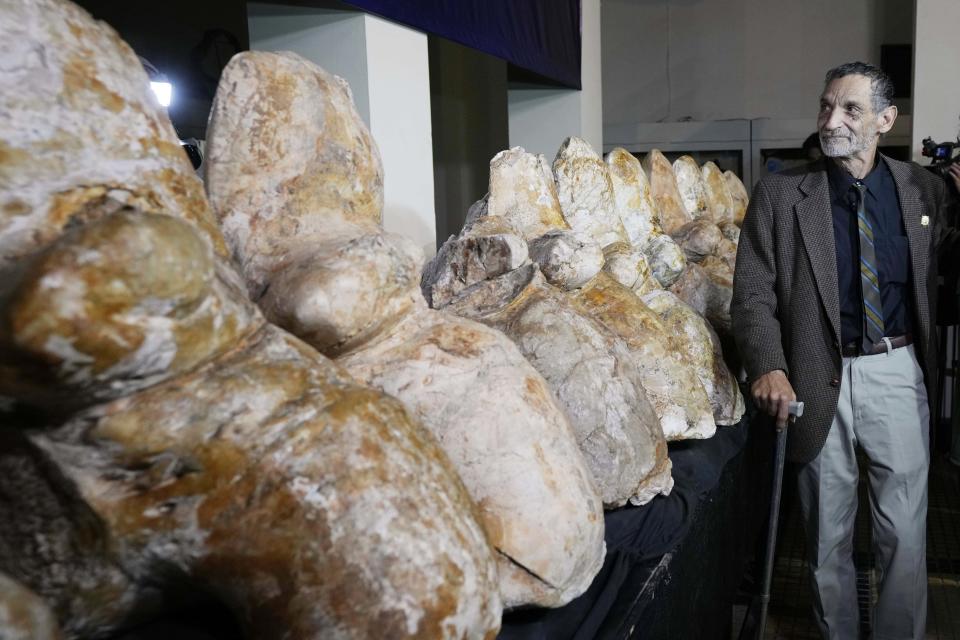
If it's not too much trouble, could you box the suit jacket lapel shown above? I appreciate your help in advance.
[885,155,931,346]
[795,165,841,344]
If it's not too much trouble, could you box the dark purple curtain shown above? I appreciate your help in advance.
[341,0,581,89]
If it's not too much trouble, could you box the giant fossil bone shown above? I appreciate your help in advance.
[0,3,503,636]
[204,50,605,608]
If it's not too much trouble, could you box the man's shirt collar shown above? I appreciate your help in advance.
[826,155,888,202]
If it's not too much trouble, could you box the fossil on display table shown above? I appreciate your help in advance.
[668,155,752,334]
[641,149,692,235]
[605,148,687,289]
[554,140,743,431]
[701,161,737,226]
[204,50,605,610]
[672,155,712,222]
[0,2,504,638]
[724,169,750,227]
[423,211,674,508]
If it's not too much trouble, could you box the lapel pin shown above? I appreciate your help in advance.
[921,215,930,227]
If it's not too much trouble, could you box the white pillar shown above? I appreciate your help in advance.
[911,0,960,163]
[507,0,603,159]
[248,4,437,257]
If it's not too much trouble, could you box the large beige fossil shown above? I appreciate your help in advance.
[478,143,715,441]
[423,222,674,508]
[571,272,716,440]
[602,241,661,296]
[1,211,502,640]
[670,260,734,333]
[0,0,243,405]
[340,303,606,605]
[672,155,711,220]
[0,0,227,281]
[553,137,628,248]
[642,149,692,235]
[671,219,723,264]
[480,139,715,439]
[605,148,686,288]
[0,5,502,637]
[605,148,660,247]
[548,142,736,438]
[487,148,570,239]
[702,162,735,225]
[335,287,606,607]
[724,170,750,226]
[204,51,385,303]
[205,50,605,608]
[641,289,744,425]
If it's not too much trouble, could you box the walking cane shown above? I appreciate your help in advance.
[754,400,803,640]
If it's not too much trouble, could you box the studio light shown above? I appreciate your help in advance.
[150,80,172,107]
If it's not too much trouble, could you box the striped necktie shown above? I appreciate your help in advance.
[854,181,884,352]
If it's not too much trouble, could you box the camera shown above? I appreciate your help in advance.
[921,136,959,178]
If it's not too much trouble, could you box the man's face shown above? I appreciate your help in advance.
[817,74,892,159]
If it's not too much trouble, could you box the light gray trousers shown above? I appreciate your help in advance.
[797,344,929,640]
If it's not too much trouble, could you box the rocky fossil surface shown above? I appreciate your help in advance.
[0,0,755,633]
[641,149,692,235]
[552,140,728,440]
[701,161,735,225]
[641,289,744,426]
[423,218,674,508]
[2,210,503,640]
[724,170,750,227]
[672,155,711,221]
[204,51,605,609]
[558,141,744,429]
[605,148,686,289]
[553,137,628,249]
[666,158,748,334]
[428,141,740,447]
[1,3,504,638]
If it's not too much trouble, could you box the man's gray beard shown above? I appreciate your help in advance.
[820,132,869,158]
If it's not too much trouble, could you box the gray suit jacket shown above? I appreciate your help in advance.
[731,155,955,463]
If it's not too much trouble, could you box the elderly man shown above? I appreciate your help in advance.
[733,61,957,639]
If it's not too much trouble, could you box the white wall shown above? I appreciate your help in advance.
[248,5,437,257]
[580,0,603,150]
[363,17,436,256]
[911,0,960,162]
[508,0,603,158]
[603,0,914,126]
[508,90,582,159]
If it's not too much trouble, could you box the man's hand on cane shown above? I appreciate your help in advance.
[751,369,797,429]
